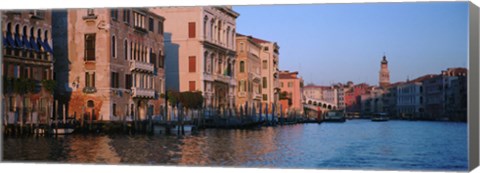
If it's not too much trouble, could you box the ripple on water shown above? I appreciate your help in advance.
[2,120,468,171]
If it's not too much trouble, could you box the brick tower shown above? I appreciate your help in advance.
[379,55,390,88]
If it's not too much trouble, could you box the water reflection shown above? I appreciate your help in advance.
[2,120,468,171]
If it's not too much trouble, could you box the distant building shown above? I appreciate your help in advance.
[52,8,166,121]
[151,7,239,109]
[322,86,338,106]
[382,82,404,118]
[360,87,385,116]
[345,83,370,114]
[279,71,304,114]
[2,10,54,123]
[396,80,425,118]
[235,34,262,107]
[379,55,390,88]
[443,68,467,121]
[303,84,324,101]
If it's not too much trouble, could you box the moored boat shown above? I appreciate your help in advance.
[324,111,346,122]
[371,113,389,122]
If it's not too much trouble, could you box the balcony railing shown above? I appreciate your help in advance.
[129,60,154,73]
[132,87,155,98]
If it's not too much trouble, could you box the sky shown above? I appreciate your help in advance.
[233,2,469,86]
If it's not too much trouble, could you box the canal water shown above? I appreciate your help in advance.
[2,120,467,171]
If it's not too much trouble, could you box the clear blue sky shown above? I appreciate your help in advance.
[233,2,468,86]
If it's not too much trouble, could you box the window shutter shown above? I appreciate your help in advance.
[189,81,195,91]
[189,56,196,72]
[188,22,196,38]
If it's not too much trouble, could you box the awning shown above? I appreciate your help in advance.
[6,33,16,48]
[41,38,53,54]
[30,37,40,52]
[22,35,31,49]
[14,34,23,48]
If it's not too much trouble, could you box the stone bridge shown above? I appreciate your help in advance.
[302,97,337,119]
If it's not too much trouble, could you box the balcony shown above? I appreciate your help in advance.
[132,87,155,99]
[249,72,261,82]
[129,60,154,73]
[274,80,281,89]
[214,74,231,84]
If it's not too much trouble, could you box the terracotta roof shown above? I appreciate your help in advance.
[251,36,270,44]
[411,74,438,83]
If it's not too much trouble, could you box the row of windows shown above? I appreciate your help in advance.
[85,33,164,69]
[4,22,50,40]
[3,63,51,81]
[280,82,294,88]
[86,70,158,91]
[109,9,164,35]
[202,16,236,49]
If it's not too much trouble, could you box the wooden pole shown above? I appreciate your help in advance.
[54,100,58,135]
[63,104,66,126]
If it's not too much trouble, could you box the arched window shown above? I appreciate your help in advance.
[204,51,208,73]
[226,27,230,48]
[87,100,94,108]
[203,16,208,39]
[124,40,128,60]
[217,21,221,43]
[210,19,214,41]
[30,27,34,39]
[111,35,116,58]
[23,26,27,37]
[44,30,49,42]
[6,22,11,34]
[37,29,43,52]
[240,61,245,73]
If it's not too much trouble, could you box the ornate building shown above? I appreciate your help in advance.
[379,55,390,88]
[2,10,54,124]
[53,8,166,121]
[151,7,239,109]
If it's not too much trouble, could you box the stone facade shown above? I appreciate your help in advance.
[53,8,165,121]
[235,34,262,107]
[2,10,54,124]
[151,7,239,109]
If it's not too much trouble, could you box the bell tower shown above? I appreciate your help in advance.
[379,55,390,88]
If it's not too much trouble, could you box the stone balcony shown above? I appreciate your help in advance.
[132,87,155,99]
[214,74,231,84]
[129,60,154,73]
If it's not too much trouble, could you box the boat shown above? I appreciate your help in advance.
[324,111,346,122]
[371,113,389,122]
[52,128,75,135]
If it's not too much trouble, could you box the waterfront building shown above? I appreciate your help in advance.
[396,80,423,118]
[279,71,304,114]
[360,87,385,116]
[2,10,54,124]
[303,84,324,101]
[235,34,262,107]
[379,55,390,88]
[252,37,280,109]
[382,81,403,118]
[322,86,338,106]
[335,83,347,110]
[151,7,239,109]
[344,83,370,114]
[52,8,166,121]
[443,68,467,121]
